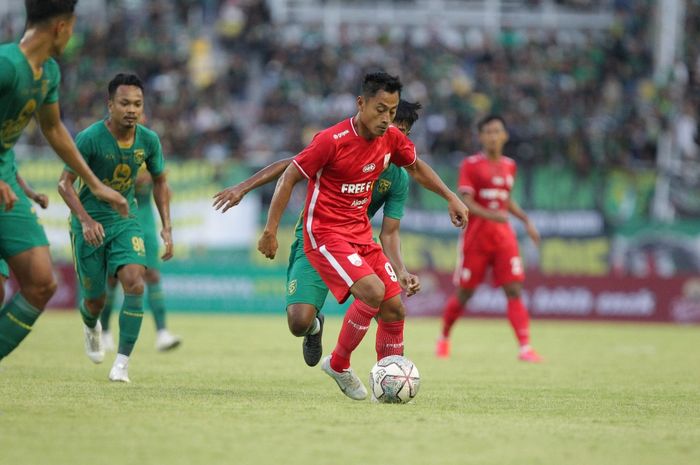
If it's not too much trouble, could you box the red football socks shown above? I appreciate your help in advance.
[375,319,404,360]
[331,299,377,372]
[507,297,530,346]
[441,295,464,338]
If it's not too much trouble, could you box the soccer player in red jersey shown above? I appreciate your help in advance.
[436,115,542,363]
[258,72,469,400]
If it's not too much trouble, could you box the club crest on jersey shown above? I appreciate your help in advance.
[288,279,297,295]
[493,176,504,186]
[347,253,362,267]
[377,179,392,194]
[133,149,145,164]
[363,163,376,173]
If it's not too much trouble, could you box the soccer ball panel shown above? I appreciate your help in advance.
[369,355,420,404]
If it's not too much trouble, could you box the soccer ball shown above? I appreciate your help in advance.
[369,355,420,404]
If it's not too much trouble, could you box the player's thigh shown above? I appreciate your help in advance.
[70,231,108,299]
[105,223,148,280]
[306,239,376,304]
[286,241,329,311]
[377,294,405,322]
[0,188,49,259]
[492,239,524,288]
[361,243,402,302]
[454,247,490,289]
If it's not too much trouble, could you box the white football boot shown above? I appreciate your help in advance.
[84,321,105,364]
[321,355,367,400]
[155,329,182,352]
[108,355,130,383]
[101,330,115,352]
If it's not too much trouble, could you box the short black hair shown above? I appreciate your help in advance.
[394,99,422,127]
[108,73,145,99]
[25,0,78,25]
[361,72,402,99]
[477,114,507,132]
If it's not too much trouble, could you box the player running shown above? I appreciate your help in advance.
[257,72,469,400]
[436,115,542,363]
[0,0,128,362]
[100,166,182,353]
[58,73,173,382]
[214,100,423,368]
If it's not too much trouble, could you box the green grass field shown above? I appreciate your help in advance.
[0,312,698,465]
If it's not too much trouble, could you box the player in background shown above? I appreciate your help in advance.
[436,115,542,362]
[100,166,182,352]
[214,100,423,368]
[58,73,173,382]
[0,175,49,302]
[0,0,128,362]
[258,72,468,400]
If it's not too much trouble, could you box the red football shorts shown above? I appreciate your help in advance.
[454,232,524,289]
[306,236,402,304]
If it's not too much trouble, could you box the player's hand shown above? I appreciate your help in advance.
[91,183,129,217]
[257,230,278,259]
[525,220,541,247]
[448,195,469,229]
[490,210,509,223]
[160,227,174,261]
[213,184,247,213]
[398,271,421,297]
[0,180,18,212]
[81,217,105,247]
[32,193,49,209]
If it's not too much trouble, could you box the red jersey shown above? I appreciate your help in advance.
[457,152,517,248]
[293,118,417,248]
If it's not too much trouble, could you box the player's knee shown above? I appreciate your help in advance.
[457,288,474,304]
[27,275,57,304]
[145,268,160,284]
[85,296,105,314]
[364,284,385,308]
[379,300,405,322]
[287,305,316,336]
[503,284,521,299]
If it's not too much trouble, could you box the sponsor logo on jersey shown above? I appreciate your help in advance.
[333,129,350,140]
[341,181,373,194]
[377,179,392,194]
[480,188,509,201]
[362,163,376,173]
[347,253,362,267]
[492,176,504,186]
[351,198,369,208]
[506,175,514,187]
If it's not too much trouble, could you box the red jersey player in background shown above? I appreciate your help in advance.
[436,115,542,363]
[258,72,468,400]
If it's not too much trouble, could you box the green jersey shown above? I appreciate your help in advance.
[69,120,164,230]
[294,163,409,241]
[0,43,60,180]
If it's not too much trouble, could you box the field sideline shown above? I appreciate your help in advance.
[0,312,698,465]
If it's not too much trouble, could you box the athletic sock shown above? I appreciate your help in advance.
[100,284,117,331]
[118,293,144,356]
[375,319,404,360]
[0,294,43,360]
[79,300,99,329]
[330,299,377,372]
[147,282,167,331]
[306,317,320,336]
[507,297,531,347]
[441,295,464,338]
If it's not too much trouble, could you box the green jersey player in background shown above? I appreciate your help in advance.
[58,73,174,382]
[99,164,182,352]
[213,100,423,366]
[0,0,128,363]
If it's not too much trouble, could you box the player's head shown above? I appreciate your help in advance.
[107,73,145,130]
[25,0,78,56]
[357,72,402,138]
[393,100,422,136]
[477,115,508,154]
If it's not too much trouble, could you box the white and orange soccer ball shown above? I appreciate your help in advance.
[369,355,420,404]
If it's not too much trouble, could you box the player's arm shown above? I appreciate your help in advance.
[35,102,128,216]
[213,157,293,213]
[508,198,540,246]
[461,193,508,223]
[258,163,305,259]
[379,217,420,296]
[152,172,174,261]
[16,174,48,209]
[57,170,105,247]
[404,159,468,228]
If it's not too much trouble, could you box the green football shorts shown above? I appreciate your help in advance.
[0,178,49,259]
[285,238,329,311]
[0,259,9,278]
[71,220,147,299]
[136,200,160,270]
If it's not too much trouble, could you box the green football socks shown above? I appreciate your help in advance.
[99,284,117,331]
[79,300,99,329]
[147,282,167,331]
[118,293,144,356]
[0,294,42,360]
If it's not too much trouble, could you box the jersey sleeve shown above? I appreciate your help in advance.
[388,129,417,167]
[457,159,475,195]
[146,133,165,177]
[292,131,335,179]
[65,131,91,174]
[43,60,60,105]
[382,168,409,220]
